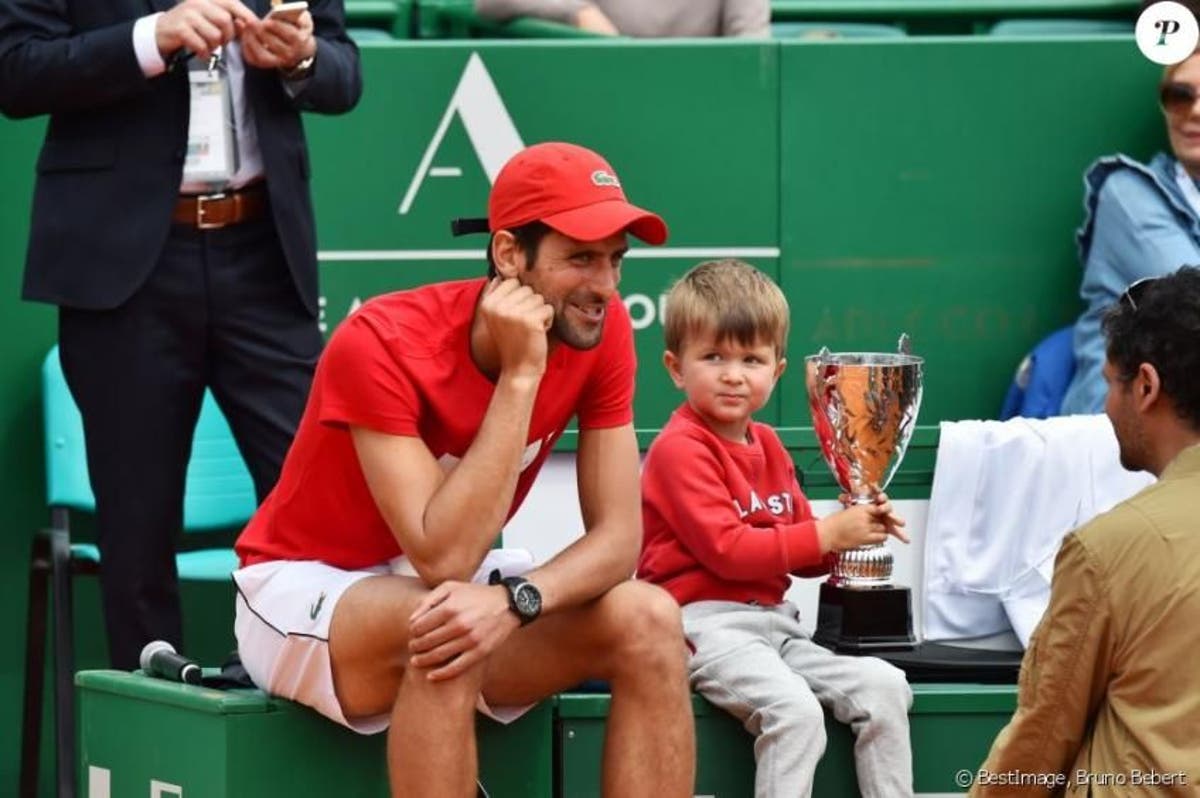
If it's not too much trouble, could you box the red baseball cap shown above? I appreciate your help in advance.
[451,142,668,245]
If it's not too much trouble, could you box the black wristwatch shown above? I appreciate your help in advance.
[489,569,542,625]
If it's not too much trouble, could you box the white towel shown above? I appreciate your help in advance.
[922,415,1152,647]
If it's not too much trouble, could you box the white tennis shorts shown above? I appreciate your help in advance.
[233,550,537,734]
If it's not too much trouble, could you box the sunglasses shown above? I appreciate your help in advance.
[1120,276,1160,312]
[1160,81,1200,115]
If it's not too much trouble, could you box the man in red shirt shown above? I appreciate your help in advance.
[233,142,695,797]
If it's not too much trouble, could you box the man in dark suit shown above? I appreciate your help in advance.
[0,0,362,669]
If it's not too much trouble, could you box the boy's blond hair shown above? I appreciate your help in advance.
[663,259,789,356]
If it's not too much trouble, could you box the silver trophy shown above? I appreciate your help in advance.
[804,334,923,651]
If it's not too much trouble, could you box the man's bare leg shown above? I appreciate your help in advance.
[387,656,484,797]
[325,576,694,798]
[594,583,694,798]
[483,581,695,798]
[328,574,483,798]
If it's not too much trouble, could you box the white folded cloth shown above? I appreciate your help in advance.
[922,415,1152,647]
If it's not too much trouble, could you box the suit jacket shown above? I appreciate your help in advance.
[0,0,362,315]
[972,444,1200,796]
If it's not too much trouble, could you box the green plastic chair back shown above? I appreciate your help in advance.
[348,27,397,42]
[42,346,257,534]
[23,347,258,797]
[988,18,1133,35]
[772,21,906,38]
[345,0,413,36]
[416,0,606,38]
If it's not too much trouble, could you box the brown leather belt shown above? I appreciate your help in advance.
[173,183,268,230]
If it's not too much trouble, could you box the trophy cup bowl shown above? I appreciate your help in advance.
[804,338,923,651]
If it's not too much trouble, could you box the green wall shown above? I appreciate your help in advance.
[0,115,56,795]
[0,37,1163,793]
[776,37,1163,423]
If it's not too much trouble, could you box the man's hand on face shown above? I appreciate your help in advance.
[241,10,317,71]
[407,581,520,681]
[478,278,554,382]
[155,0,258,61]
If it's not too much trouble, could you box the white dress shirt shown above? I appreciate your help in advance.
[133,13,264,192]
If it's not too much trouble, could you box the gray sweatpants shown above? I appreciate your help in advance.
[682,601,914,798]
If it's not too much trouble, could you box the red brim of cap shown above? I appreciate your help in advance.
[540,199,669,246]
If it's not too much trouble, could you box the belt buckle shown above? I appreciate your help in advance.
[195,192,228,230]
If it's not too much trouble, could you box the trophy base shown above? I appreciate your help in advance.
[812,582,916,654]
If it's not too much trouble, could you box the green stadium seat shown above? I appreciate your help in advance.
[772,20,906,37]
[988,18,1133,34]
[345,0,412,37]
[76,668,1016,797]
[415,0,611,38]
[414,0,464,37]
[20,347,258,797]
[76,670,554,797]
[559,684,1017,796]
[771,0,1140,36]
[348,26,398,41]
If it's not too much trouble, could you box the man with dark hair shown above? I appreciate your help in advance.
[232,141,695,797]
[971,266,1200,795]
[484,220,551,279]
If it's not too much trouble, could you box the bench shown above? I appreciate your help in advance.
[77,670,1015,796]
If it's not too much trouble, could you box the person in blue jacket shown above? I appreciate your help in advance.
[1061,51,1200,414]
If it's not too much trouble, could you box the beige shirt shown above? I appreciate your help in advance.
[972,443,1200,796]
[473,0,770,37]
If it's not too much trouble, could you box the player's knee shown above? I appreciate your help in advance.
[606,582,687,673]
[400,657,486,713]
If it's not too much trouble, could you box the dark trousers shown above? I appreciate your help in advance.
[58,216,322,669]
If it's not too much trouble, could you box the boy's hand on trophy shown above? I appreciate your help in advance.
[819,496,909,554]
[871,493,910,543]
[832,493,909,544]
[817,505,887,553]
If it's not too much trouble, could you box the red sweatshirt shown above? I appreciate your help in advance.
[638,403,834,606]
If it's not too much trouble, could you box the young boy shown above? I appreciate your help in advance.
[638,260,914,798]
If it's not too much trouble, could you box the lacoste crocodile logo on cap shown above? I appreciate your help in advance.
[591,170,621,188]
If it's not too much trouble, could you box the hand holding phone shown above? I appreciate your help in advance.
[265,1,308,24]
[242,0,313,70]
